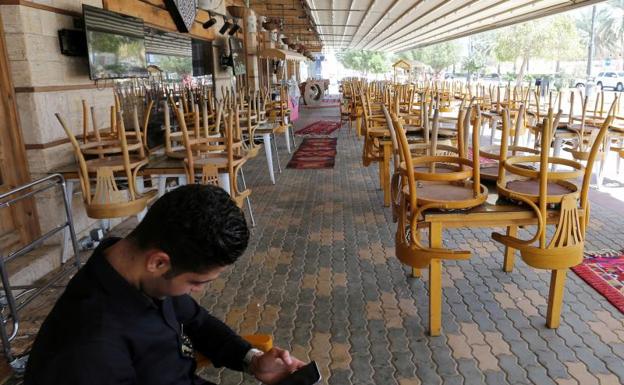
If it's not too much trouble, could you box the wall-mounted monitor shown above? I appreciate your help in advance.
[192,39,213,77]
[83,5,149,80]
[229,37,246,76]
[145,27,192,79]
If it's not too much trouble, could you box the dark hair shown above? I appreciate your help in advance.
[127,184,249,274]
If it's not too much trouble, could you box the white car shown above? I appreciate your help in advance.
[595,71,624,91]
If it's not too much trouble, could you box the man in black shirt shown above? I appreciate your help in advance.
[24,184,304,384]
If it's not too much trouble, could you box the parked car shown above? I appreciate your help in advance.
[595,71,624,91]
[481,73,501,81]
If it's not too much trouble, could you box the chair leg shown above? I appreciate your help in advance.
[236,167,255,227]
[240,167,248,190]
[272,133,282,173]
[246,196,256,227]
[289,123,296,149]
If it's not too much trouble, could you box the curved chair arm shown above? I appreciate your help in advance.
[406,201,471,261]
[491,193,544,248]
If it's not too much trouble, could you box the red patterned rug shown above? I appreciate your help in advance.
[294,120,342,136]
[572,249,624,313]
[287,138,337,169]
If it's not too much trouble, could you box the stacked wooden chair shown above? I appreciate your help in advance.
[172,97,255,226]
[491,100,617,328]
[57,110,157,219]
[391,103,488,275]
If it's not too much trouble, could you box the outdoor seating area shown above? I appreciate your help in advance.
[1,0,624,384]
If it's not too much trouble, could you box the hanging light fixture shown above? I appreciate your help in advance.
[202,12,217,29]
[219,17,232,34]
[228,22,241,35]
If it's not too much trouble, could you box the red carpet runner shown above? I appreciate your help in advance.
[287,138,337,169]
[294,120,341,136]
[572,250,624,313]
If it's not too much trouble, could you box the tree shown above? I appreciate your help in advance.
[542,15,583,73]
[337,50,390,76]
[461,32,495,82]
[493,16,576,85]
[598,0,624,70]
[399,41,460,74]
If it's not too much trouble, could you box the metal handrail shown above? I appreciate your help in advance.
[0,174,81,372]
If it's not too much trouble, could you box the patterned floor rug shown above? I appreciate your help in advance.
[286,138,337,169]
[572,249,624,313]
[294,120,342,136]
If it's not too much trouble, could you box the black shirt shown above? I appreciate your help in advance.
[24,238,251,385]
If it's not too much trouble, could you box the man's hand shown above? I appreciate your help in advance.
[249,347,305,384]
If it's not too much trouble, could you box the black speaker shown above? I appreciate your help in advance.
[58,29,87,57]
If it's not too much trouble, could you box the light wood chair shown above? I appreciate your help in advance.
[392,105,488,272]
[57,112,157,219]
[479,104,540,180]
[491,102,616,328]
[173,100,255,226]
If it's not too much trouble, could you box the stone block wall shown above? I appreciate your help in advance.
[1,0,114,236]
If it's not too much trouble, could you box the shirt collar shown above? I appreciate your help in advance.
[87,237,158,311]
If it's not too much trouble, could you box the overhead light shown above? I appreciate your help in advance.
[219,17,232,34]
[203,13,217,29]
[228,22,241,35]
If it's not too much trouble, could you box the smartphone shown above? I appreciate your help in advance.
[275,361,321,385]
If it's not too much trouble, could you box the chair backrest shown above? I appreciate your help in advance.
[56,112,146,214]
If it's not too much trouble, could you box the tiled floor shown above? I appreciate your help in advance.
[4,104,624,385]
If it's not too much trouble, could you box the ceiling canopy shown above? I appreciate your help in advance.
[251,0,603,53]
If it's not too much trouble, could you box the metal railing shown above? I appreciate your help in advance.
[0,174,81,372]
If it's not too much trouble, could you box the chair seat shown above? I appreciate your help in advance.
[505,179,576,197]
[86,189,158,219]
[85,155,146,173]
[416,182,483,203]
[190,153,246,169]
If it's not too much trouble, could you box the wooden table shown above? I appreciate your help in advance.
[415,191,584,336]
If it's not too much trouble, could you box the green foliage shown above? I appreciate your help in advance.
[543,15,583,61]
[399,41,460,74]
[337,50,390,75]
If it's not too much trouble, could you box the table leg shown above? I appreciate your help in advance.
[262,133,276,184]
[429,222,443,336]
[284,118,292,154]
[546,269,567,328]
[490,119,498,146]
[617,137,623,174]
[218,173,231,194]
[503,225,517,272]
[156,175,167,197]
[412,268,421,278]
[136,176,145,194]
[382,143,391,207]
[551,137,563,171]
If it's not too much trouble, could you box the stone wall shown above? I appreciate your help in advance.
[1,1,116,235]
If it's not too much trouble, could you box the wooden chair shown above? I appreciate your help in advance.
[361,89,387,167]
[491,102,616,328]
[238,90,262,159]
[173,100,255,226]
[479,104,540,181]
[391,105,488,273]
[57,112,157,219]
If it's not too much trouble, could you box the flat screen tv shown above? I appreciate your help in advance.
[229,37,246,76]
[192,39,213,77]
[83,5,148,80]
